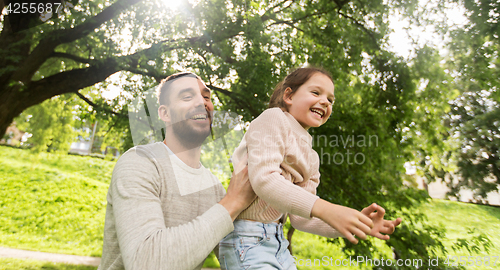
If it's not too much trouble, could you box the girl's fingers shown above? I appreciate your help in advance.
[350,227,368,241]
[355,220,372,235]
[343,231,359,244]
[393,218,402,227]
[372,232,390,240]
[360,203,377,215]
[376,222,394,235]
[358,213,374,229]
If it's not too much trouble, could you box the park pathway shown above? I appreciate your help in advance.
[0,246,218,269]
[0,246,100,266]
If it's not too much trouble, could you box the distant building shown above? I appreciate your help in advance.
[69,137,119,158]
[0,122,26,146]
[405,162,500,206]
[69,141,92,155]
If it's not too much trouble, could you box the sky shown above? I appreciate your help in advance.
[388,0,468,58]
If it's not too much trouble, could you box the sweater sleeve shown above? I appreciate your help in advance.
[289,215,344,238]
[288,170,343,238]
[246,109,319,219]
[109,149,234,270]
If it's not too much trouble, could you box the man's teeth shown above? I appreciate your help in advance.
[310,109,324,117]
[191,114,207,120]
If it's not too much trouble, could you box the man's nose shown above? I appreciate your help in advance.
[193,93,205,107]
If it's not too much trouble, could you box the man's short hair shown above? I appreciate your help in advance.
[157,72,200,106]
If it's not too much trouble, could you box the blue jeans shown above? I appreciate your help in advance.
[219,219,297,270]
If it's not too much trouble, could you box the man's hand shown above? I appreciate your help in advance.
[218,160,256,221]
[311,199,373,244]
[361,203,402,240]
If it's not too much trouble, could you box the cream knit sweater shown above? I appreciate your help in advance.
[232,108,343,238]
[99,142,234,270]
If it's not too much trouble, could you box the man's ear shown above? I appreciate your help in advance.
[283,87,293,106]
[158,105,170,123]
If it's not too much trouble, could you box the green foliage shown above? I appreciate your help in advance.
[452,228,492,254]
[447,92,500,200]
[202,252,221,268]
[15,94,77,153]
[399,44,464,219]
[413,0,500,202]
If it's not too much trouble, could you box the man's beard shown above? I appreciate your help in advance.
[169,108,211,150]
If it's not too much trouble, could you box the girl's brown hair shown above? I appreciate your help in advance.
[268,67,333,110]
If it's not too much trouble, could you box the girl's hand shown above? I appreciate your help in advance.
[311,199,373,244]
[361,203,402,240]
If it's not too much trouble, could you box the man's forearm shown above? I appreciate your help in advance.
[117,204,233,270]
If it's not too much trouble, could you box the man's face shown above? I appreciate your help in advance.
[162,76,214,148]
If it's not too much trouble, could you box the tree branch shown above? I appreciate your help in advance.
[20,33,206,111]
[263,0,297,18]
[123,67,165,83]
[265,8,335,32]
[267,20,305,32]
[75,92,127,118]
[26,58,121,109]
[51,52,92,64]
[332,0,349,10]
[337,10,381,50]
[10,0,143,83]
[206,84,260,117]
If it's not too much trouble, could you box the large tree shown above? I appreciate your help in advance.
[0,0,421,137]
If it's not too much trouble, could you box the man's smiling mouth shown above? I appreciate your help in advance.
[190,113,208,120]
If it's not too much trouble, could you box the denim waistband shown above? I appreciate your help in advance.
[233,219,283,236]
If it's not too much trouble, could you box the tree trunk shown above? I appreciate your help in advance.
[0,0,144,137]
[287,226,295,255]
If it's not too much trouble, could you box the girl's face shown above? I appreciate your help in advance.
[284,73,335,130]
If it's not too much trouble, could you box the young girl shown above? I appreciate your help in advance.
[218,67,401,270]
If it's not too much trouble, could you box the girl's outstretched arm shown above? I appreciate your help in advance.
[289,204,402,241]
[311,198,373,244]
[288,214,343,238]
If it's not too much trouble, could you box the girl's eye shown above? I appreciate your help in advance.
[312,91,319,95]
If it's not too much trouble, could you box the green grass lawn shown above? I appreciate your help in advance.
[1,145,499,270]
[0,258,97,270]
[0,146,114,257]
[421,199,500,270]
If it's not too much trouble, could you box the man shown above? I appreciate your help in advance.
[98,72,256,270]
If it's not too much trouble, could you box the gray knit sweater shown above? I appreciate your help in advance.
[98,142,234,270]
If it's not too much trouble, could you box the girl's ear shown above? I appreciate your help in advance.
[283,87,293,106]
